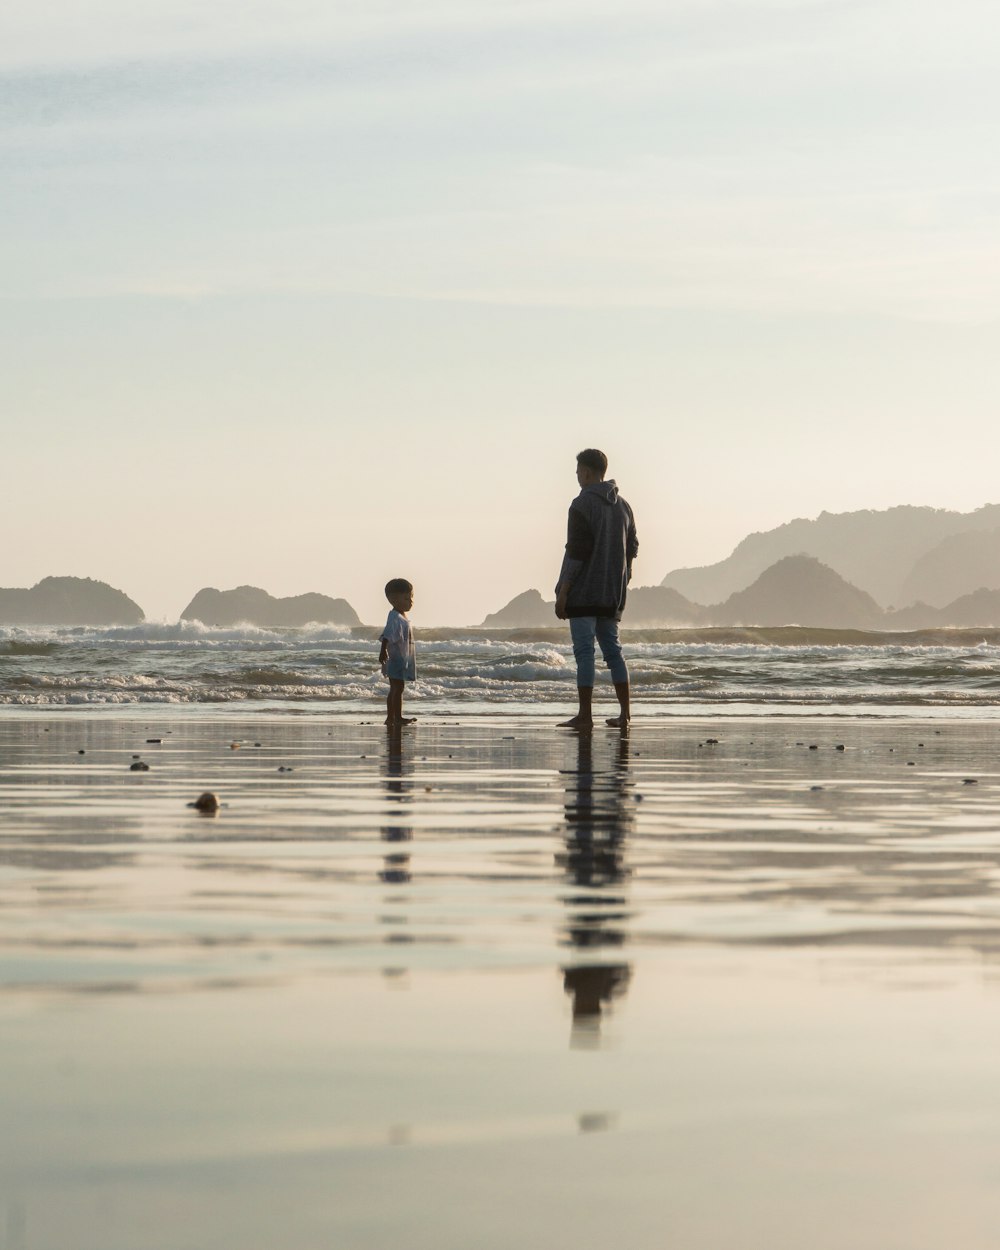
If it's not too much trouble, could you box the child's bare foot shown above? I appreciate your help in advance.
[557,716,593,731]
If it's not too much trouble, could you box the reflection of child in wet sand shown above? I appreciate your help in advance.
[378,578,416,728]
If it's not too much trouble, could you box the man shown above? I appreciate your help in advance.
[555,448,639,729]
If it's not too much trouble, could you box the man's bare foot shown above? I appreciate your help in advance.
[606,715,630,728]
[557,716,593,730]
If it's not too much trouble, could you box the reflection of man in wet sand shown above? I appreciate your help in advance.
[555,449,639,730]
[559,732,633,1046]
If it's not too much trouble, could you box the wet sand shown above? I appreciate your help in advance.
[4,713,1000,1248]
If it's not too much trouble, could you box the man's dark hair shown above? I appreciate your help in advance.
[577,448,608,476]
[385,578,413,599]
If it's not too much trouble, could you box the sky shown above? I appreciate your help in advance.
[3,0,999,625]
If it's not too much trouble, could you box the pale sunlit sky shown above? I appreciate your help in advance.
[3,0,999,624]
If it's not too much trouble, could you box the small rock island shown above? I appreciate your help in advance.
[0,576,144,625]
[181,585,361,628]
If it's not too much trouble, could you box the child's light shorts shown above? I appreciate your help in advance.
[383,657,415,682]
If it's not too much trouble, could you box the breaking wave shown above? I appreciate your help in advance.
[2,623,1000,712]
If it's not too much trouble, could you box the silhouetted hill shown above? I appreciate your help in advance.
[182,586,360,627]
[0,576,143,625]
[480,589,556,628]
[887,588,1000,629]
[709,556,883,628]
[480,585,703,628]
[881,601,941,629]
[663,504,1000,607]
[626,586,705,626]
[942,589,1000,626]
[896,527,1000,608]
[885,585,1000,625]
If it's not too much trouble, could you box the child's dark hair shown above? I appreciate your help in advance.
[385,578,413,599]
[577,448,608,476]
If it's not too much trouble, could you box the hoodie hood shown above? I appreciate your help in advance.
[582,479,619,506]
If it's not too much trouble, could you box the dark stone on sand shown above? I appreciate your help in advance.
[963,778,978,785]
[191,792,220,812]
[78,749,85,754]
[146,739,162,744]
[808,745,818,751]
[835,744,845,751]
[129,761,149,772]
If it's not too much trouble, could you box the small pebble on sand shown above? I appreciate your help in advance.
[191,792,220,813]
[129,761,149,772]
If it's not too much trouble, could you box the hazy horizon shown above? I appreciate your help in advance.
[4,494,1000,627]
[4,0,999,626]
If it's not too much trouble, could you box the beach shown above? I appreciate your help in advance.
[4,710,1000,1247]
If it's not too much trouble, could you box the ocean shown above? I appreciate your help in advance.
[3,621,1000,714]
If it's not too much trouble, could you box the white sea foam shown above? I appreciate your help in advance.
[2,628,1000,711]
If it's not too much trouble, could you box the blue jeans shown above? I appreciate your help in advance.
[569,616,628,688]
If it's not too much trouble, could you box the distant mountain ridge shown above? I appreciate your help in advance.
[483,553,1000,629]
[0,576,143,625]
[896,527,1000,608]
[182,586,361,628]
[711,556,882,628]
[480,586,705,628]
[662,504,1000,608]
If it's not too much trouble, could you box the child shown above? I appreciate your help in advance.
[378,578,416,728]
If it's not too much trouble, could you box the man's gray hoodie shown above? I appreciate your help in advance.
[556,480,639,619]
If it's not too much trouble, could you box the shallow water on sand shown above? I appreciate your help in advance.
[4,713,1000,1248]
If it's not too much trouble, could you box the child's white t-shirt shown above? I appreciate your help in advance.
[381,609,416,680]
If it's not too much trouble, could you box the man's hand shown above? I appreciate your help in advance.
[555,586,569,620]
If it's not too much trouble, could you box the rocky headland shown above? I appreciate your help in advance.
[0,576,143,625]
[181,585,361,628]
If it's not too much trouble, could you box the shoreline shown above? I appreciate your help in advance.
[3,702,1000,721]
